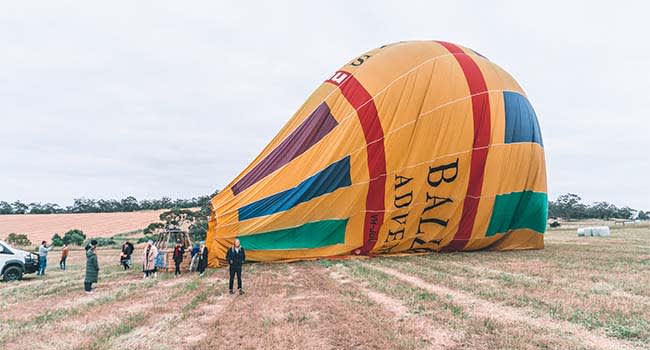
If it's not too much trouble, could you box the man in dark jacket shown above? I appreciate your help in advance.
[197,242,209,277]
[85,240,99,293]
[172,240,185,277]
[225,239,245,294]
[120,241,134,270]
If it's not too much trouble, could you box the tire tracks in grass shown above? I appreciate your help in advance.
[327,264,458,349]
[363,263,641,350]
[194,262,441,350]
[0,268,132,318]
[0,275,186,348]
[375,257,650,345]
[106,272,229,350]
[0,249,126,297]
[78,274,224,350]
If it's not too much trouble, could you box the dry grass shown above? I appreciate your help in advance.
[0,225,648,349]
[0,210,168,243]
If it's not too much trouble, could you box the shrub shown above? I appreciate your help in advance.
[51,233,65,246]
[6,233,31,246]
[86,237,116,247]
[63,229,86,246]
[137,236,156,244]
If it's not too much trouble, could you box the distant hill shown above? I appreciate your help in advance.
[0,210,171,244]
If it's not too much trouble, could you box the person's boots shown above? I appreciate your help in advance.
[229,289,234,294]
[239,288,245,295]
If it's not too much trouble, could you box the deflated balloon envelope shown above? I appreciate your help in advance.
[206,40,547,265]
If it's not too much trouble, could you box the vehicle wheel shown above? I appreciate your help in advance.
[2,266,23,282]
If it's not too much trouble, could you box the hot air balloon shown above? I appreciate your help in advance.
[206,40,547,266]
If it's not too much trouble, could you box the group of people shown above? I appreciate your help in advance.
[34,239,100,293]
[132,239,246,293]
[35,238,247,295]
[35,240,68,275]
[139,239,210,278]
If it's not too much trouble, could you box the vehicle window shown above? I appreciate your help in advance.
[0,244,12,254]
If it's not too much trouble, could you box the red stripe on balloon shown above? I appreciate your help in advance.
[326,71,386,255]
[435,41,492,252]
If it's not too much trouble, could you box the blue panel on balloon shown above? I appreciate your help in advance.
[504,91,543,146]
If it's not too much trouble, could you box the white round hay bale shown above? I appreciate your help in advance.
[577,226,610,237]
[593,226,610,236]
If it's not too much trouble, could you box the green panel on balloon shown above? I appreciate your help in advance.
[486,191,548,236]
[238,219,348,250]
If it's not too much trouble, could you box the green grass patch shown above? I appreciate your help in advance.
[605,317,649,341]
[180,281,224,320]
[187,290,210,310]
[262,316,277,329]
[568,309,604,330]
[83,312,147,350]
[342,261,467,323]
[317,259,334,268]
[286,312,310,324]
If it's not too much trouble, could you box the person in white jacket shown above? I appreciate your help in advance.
[37,240,53,276]
[142,240,158,278]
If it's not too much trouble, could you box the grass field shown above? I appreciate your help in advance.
[1,226,648,349]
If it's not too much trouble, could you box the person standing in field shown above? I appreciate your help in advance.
[37,240,53,276]
[84,240,99,293]
[189,242,200,272]
[59,243,69,270]
[120,240,134,270]
[226,239,245,294]
[142,240,158,278]
[197,241,209,277]
[172,240,185,277]
[154,247,165,277]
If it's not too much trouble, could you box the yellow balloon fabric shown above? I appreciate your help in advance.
[207,40,547,266]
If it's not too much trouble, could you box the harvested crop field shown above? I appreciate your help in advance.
[1,226,648,350]
[0,210,168,243]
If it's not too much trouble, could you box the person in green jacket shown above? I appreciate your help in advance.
[84,240,99,293]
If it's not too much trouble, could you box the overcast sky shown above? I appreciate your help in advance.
[1,1,648,209]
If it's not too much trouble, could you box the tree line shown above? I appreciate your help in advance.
[549,193,649,220]
[5,196,212,247]
[5,205,211,247]
[2,191,646,222]
[0,195,217,215]
[3,193,216,247]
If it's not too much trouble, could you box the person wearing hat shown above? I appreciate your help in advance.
[142,240,158,278]
[84,240,99,293]
[172,239,185,277]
